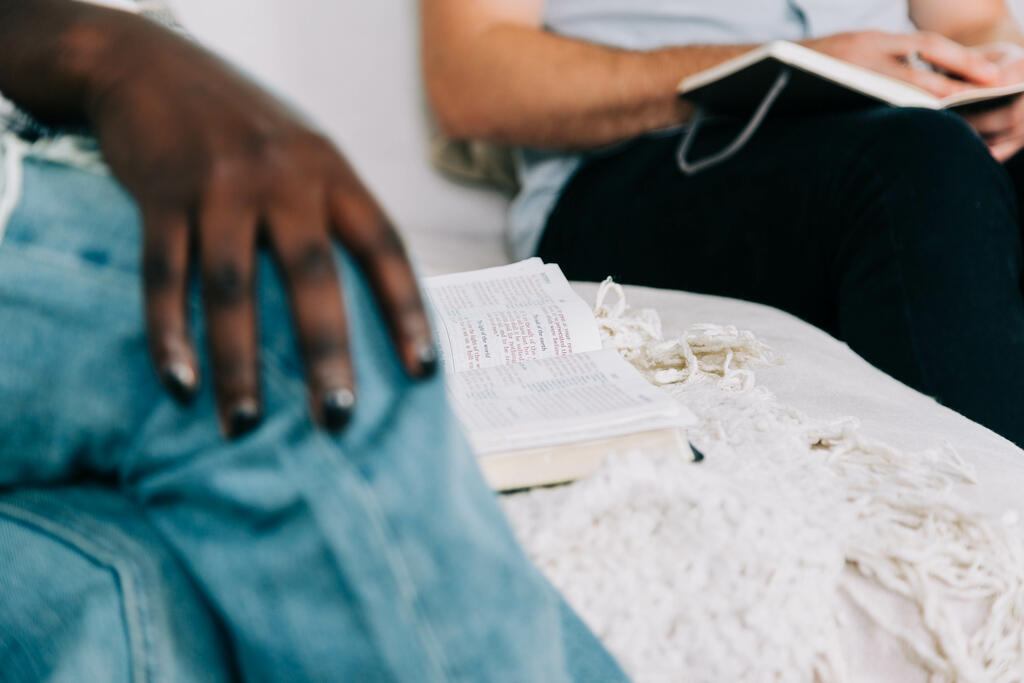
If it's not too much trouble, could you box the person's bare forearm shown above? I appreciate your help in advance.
[941,15,1024,47]
[910,0,1024,47]
[423,21,750,149]
[969,18,1024,47]
[0,0,146,126]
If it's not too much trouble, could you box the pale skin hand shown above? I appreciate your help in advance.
[961,47,1024,162]
[803,31,1000,97]
[910,0,1024,161]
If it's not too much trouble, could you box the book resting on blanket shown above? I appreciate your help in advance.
[422,259,696,491]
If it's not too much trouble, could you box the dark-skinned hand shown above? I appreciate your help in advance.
[40,6,436,437]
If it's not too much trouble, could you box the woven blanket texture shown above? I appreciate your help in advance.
[503,280,1024,683]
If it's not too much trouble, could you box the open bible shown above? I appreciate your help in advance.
[423,259,695,491]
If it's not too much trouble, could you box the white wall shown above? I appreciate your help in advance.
[163,0,510,270]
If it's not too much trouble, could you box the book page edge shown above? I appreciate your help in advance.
[678,40,941,110]
[480,427,689,491]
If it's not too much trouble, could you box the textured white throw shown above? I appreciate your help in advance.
[502,280,1024,682]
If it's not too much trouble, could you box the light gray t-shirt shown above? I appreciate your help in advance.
[509,0,915,259]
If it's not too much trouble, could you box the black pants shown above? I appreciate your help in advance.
[539,107,1024,447]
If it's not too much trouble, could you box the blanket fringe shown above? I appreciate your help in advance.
[578,278,1024,681]
[594,278,778,391]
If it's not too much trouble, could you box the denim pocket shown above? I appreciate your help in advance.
[0,487,233,683]
[0,498,143,682]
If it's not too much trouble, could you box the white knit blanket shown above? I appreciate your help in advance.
[502,280,1024,683]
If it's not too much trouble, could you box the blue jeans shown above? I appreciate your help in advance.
[0,486,233,682]
[0,151,625,682]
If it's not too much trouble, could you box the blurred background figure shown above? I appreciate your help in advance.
[422,0,1024,447]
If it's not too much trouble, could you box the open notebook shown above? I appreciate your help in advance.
[678,40,1024,114]
[673,41,1024,174]
[423,259,696,491]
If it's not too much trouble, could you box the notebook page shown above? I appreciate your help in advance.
[423,259,602,373]
[678,41,941,112]
[941,81,1024,109]
[447,349,695,454]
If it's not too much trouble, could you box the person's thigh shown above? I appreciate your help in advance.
[543,107,1021,324]
[540,110,863,328]
[997,146,1024,254]
[0,486,231,683]
[0,151,625,681]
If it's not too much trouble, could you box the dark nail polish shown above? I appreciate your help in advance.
[161,361,197,403]
[416,342,438,377]
[690,443,705,463]
[227,399,261,438]
[323,388,355,431]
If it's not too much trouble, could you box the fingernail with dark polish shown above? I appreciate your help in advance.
[416,342,439,377]
[323,388,355,431]
[162,361,197,403]
[227,398,261,438]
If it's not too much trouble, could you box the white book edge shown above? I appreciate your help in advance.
[678,41,950,110]
[467,400,690,455]
[452,348,695,454]
[478,427,690,492]
[941,81,1024,107]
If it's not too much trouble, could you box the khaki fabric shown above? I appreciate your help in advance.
[429,127,520,195]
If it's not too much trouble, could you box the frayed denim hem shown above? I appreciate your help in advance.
[0,133,109,247]
[0,133,26,247]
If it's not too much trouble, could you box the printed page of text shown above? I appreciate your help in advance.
[423,259,602,373]
[446,349,696,454]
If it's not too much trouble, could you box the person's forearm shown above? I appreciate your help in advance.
[911,0,1024,47]
[952,16,1024,47]
[982,19,1024,47]
[0,0,142,125]
[424,22,750,149]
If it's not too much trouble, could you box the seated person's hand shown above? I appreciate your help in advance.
[960,43,1024,162]
[805,30,1001,98]
[83,10,437,437]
